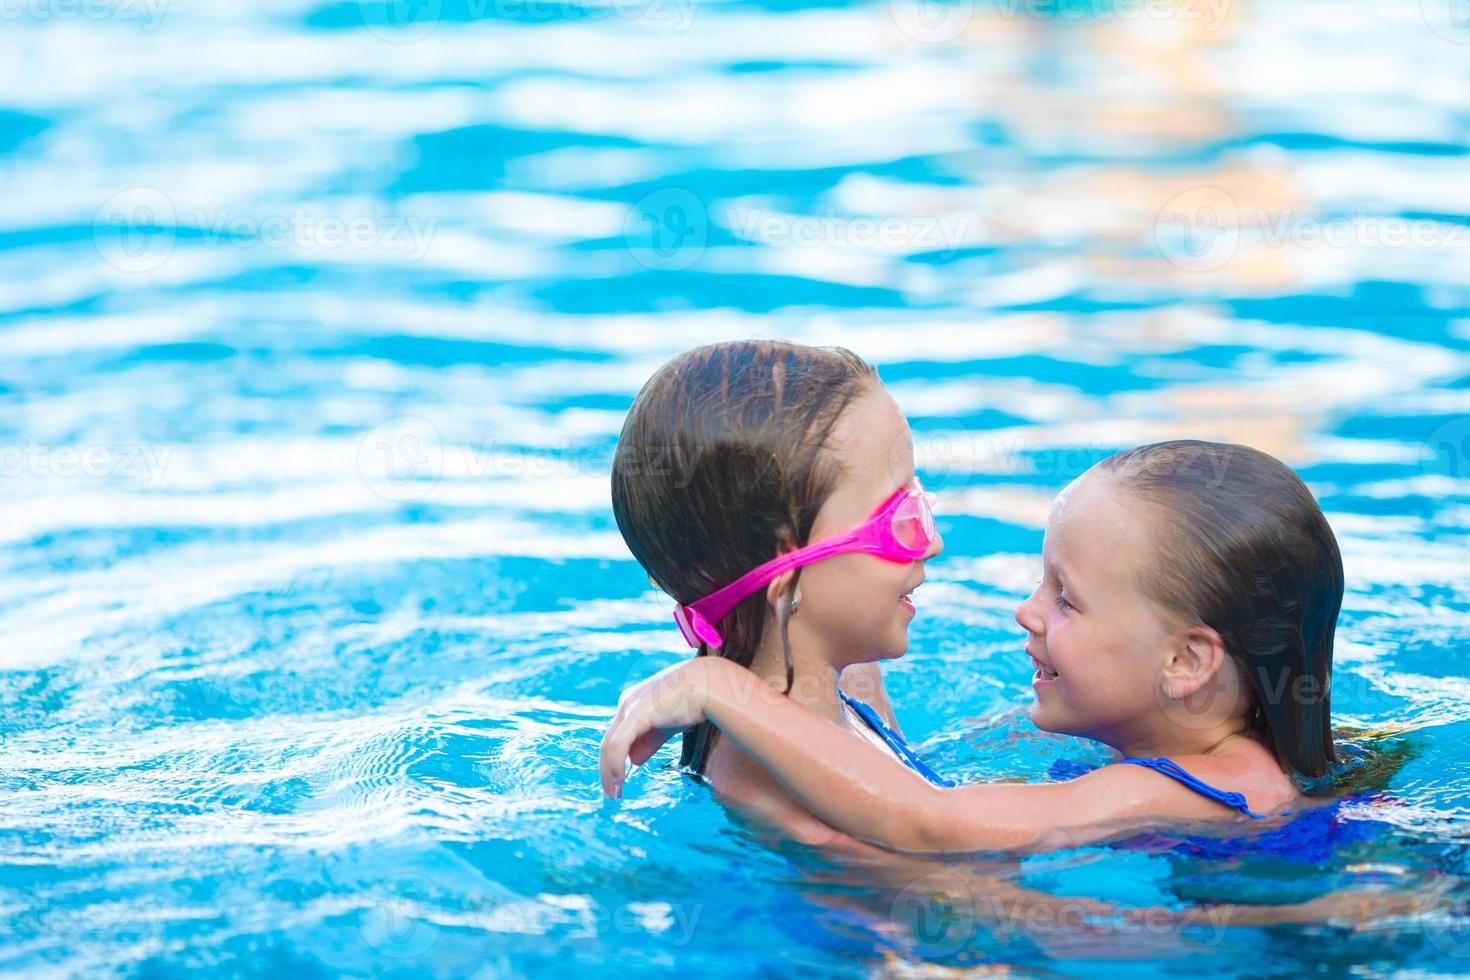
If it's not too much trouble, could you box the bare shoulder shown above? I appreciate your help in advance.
[1169,740,1302,815]
[1078,741,1299,822]
[706,741,848,845]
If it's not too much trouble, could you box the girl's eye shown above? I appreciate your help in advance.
[1053,594,1075,613]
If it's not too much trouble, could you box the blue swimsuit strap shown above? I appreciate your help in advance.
[1119,756,1266,819]
[837,691,955,788]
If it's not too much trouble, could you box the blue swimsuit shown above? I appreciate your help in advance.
[839,691,955,787]
[1116,756,1265,819]
[843,693,1264,820]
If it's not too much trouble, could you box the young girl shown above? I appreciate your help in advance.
[606,390,1344,850]
[609,339,949,842]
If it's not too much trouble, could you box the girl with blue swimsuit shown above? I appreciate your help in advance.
[605,341,1340,852]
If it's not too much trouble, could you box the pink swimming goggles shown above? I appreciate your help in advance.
[672,478,937,648]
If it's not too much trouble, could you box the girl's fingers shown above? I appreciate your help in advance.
[600,700,675,797]
[600,711,634,798]
[601,669,697,798]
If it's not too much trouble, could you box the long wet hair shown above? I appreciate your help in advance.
[610,341,880,775]
[1099,440,1343,781]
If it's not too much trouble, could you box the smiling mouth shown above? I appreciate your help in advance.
[1029,652,1059,682]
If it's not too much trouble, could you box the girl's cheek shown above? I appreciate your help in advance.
[1047,610,1079,646]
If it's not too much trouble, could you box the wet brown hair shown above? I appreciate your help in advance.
[1098,440,1342,781]
[610,340,880,774]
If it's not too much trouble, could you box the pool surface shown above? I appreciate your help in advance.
[3,0,1470,976]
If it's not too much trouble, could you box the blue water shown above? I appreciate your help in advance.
[3,0,1470,976]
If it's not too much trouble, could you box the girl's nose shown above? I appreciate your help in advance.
[1014,588,1043,635]
[922,527,943,561]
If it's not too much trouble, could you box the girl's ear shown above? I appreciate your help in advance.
[1169,625,1228,696]
[1159,625,1245,728]
[764,570,796,610]
[762,528,801,610]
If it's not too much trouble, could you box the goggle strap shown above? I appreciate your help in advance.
[672,484,934,649]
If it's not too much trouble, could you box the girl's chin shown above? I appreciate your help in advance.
[1026,700,1060,732]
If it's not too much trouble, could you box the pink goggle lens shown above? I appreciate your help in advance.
[890,491,937,551]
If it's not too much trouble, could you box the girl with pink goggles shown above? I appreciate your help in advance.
[673,478,938,648]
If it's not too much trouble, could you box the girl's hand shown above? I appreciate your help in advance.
[600,658,718,799]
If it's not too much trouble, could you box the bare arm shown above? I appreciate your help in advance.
[601,657,1238,853]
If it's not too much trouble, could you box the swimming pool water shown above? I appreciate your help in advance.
[2,0,1470,976]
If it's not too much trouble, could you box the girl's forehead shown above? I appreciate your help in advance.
[1047,475,1141,564]
[834,390,913,485]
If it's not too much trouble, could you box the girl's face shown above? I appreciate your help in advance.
[789,386,943,668]
[1013,471,1179,747]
